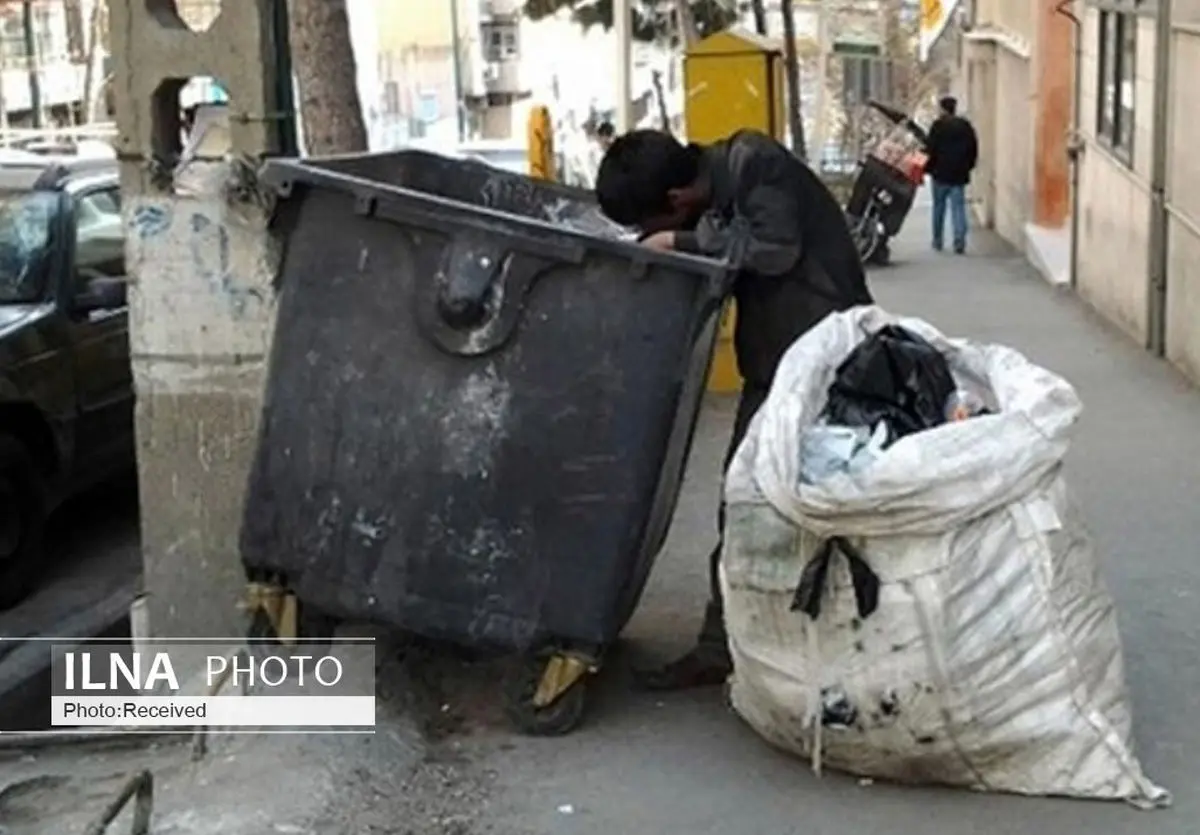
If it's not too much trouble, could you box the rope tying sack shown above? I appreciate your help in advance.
[789,535,881,777]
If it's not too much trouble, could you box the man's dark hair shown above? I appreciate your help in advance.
[595,129,700,227]
[596,121,615,139]
[939,96,958,116]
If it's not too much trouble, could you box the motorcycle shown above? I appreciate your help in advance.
[845,100,930,266]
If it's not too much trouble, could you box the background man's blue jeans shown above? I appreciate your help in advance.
[931,181,968,252]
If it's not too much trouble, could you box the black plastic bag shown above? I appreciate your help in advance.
[821,325,956,446]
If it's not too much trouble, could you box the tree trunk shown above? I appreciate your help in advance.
[750,0,767,35]
[779,0,806,159]
[675,0,700,46]
[287,0,368,154]
[651,68,669,128]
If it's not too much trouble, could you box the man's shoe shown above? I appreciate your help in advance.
[634,645,732,692]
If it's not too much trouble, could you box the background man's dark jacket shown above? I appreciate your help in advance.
[924,115,979,186]
[673,130,873,389]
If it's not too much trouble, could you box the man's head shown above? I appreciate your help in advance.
[596,121,616,150]
[595,129,709,233]
[939,96,958,117]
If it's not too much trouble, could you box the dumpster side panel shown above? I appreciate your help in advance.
[240,183,722,651]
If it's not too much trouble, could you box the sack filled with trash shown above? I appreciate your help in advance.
[721,306,1169,807]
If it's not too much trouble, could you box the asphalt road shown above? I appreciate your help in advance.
[0,473,140,730]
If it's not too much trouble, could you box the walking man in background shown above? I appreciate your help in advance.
[924,96,978,254]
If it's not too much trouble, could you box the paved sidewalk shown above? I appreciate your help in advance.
[10,209,1200,835]
[475,210,1200,833]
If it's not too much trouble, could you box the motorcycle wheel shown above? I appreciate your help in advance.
[850,215,883,264]
[867,239,891,266]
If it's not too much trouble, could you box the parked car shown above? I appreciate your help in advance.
[0,156,133,610]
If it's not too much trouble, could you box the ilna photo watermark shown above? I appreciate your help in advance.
[45,638,375,731]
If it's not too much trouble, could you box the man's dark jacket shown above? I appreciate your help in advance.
[924,115,979,186]
[673,130,873,389]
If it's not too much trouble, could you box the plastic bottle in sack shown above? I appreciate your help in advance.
[944,389,987,422]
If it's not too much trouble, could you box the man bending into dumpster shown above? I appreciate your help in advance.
[595,128,874,690]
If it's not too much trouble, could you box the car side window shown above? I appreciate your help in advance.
[73,187,125,297]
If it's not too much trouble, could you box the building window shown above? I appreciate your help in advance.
[1096,9,1136,160]
[841,56,891,107]
[481,23,518,61]
[383,81,401,116]
[0,5,63,65]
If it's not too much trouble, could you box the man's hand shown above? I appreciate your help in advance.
[639,231,676,251]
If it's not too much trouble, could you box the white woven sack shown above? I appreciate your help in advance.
[721,306,1169,808]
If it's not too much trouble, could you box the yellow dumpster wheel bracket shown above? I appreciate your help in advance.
[503,650,598,737]
[242,578,338,651]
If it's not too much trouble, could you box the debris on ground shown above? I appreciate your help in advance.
[0,638,502,835]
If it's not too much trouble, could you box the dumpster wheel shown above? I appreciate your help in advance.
[504,653,595,737]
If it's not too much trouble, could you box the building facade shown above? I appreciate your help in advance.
[959,0,1073,282]
[372,0,530,143]
[0,0,101,127]
[1163,0,1200,379]
[1073,0,1200,381]
[960,0,1200,385]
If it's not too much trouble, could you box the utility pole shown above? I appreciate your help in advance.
[780,0,805,159]
[813,0,829,171]
[0,29,8,133]
[675,0,699,45]
[750,0,767,35]
[450,0,465,141]
[614,0,632,132]
[21,0,41,129]
[110,0,290,644]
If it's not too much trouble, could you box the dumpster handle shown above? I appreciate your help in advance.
[415,241,552,358]
[437,237,509,331]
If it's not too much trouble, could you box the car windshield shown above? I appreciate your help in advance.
[0,189,56,304]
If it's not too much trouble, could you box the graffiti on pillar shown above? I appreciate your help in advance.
[189,212,267,318]
[131,204,172,239]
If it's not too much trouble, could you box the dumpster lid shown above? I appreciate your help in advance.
[259,153,735,288]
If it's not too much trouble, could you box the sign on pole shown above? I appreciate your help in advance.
[919,0,961,63]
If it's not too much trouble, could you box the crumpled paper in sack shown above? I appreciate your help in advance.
[720,306,1170,809]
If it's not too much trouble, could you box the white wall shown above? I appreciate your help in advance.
[1074,9,1155,344]
[1165,22,1200,380]
[990,46,1032,247]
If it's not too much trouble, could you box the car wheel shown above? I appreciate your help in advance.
[0,434,47,611]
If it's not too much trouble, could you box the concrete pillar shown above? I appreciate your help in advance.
[110,0,287,638]
[1033,0,1073,228]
